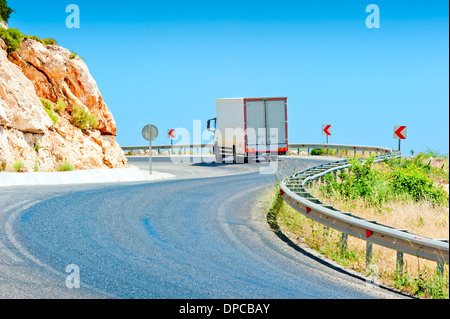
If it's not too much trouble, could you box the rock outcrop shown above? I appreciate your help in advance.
[0,26,127,172]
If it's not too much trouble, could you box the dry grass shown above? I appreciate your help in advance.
[264,184,449,299]
[310,183,449,240]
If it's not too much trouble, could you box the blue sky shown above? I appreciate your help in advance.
[6,0,449,154]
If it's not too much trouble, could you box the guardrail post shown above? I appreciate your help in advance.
[437,262,444,276]
[396,251,404,275]
[366,241,373,268]
[323,226,329,243]
[341,233,348,251]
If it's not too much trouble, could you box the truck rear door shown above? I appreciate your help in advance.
[244,98,288,154]
[245,100,267,151]
[266,99,288,152]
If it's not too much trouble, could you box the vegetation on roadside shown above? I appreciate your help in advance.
[40,98,99,132]
[71,104,99,131]
[264,149,449,299]
[264,184,449,299]
[55,161,74,172]
[11,160,24,172]
[319,156,448,209]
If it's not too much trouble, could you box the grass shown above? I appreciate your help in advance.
[263,185,449,298]
[8,160,24,172]
[55,161,74,172]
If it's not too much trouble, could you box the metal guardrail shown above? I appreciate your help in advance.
[122,144,210,153]
[289,143,393,155]
[279,147,449,269]
[122,143,393,154]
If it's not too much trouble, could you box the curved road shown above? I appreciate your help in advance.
[0,156,406,299]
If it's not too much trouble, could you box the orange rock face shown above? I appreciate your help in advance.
[9,39,117,136]
[0,34,127,172]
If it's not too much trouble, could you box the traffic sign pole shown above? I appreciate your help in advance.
[142,124,158,175]
[149,126,153,175]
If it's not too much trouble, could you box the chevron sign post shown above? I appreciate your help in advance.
[322,125,332,144]
[394,126,407,151]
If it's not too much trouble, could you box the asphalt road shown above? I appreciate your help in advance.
[0,156,407,299]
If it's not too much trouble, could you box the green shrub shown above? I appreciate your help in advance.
[55,99,66,114]
[11,160,24,172]
[88,113,99,129]
[0,0,14,23]
[388,164,447,205]
[22,35,58,46]
[69,52,85,61]
[0,27,23,52]
[319,157,448,207]
[56,161,74,172]
[23,35,42,42]
[71,104,98,130]
[42,38,57,45]
[311,148,326,156]
[40,98,59,125]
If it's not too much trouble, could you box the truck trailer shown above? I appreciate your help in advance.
[207,97,288,163]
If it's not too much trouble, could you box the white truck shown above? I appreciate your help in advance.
[207,97,289,163]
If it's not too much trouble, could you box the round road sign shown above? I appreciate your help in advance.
[142,125,159,142]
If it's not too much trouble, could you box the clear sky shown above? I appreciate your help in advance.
[6,0,449,154]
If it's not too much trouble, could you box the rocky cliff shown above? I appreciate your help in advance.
[0,24,127,172]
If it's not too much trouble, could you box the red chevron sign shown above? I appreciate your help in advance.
[322,125,332,136]
[394,126,407,139]
[168,129,176,139]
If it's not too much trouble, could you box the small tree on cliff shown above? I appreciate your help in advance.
[0,0,14,23]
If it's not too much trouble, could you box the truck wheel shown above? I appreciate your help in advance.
[214,145,223,163]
